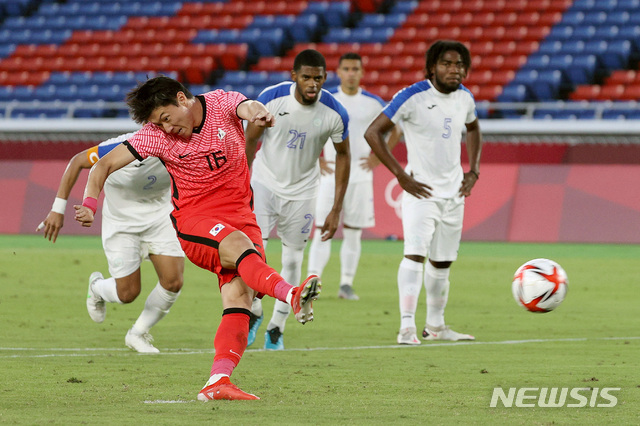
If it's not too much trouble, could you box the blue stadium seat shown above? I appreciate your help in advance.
[583,11,608,25]
[538,41,562,55]
[606,10,630,26]
[391,0,418,14]
[567,54,598,85]
[573,25,596,39]
[616,0,640,10]
[561,11,584,25]
[291,14,320,42]
[594,25,620,41]
[547,25,574,41]
[496,84,530,102]
[558,40,585,55]
[0,43,15,58]
[522,54,549,70]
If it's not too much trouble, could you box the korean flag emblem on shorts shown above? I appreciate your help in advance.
[210,223,225,236]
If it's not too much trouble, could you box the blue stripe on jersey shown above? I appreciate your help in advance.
[257,81,292,104]
[319,88,350,141]
[383,80,430,119]
[97,141,122,158]
[361,89,386,107]
[459,84,475,101]
[327,86,339,94]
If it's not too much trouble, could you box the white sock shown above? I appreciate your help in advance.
[251,297,263,317]
[131,282,180,335]
[340,228,362,286]
[398,258,423,330]
[93,276,121,303]
[307,229,331,277]
[205,373,229,387]
[268,300,291,333]
[424,262,450,329]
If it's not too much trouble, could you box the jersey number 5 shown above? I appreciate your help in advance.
[442,118,452,139]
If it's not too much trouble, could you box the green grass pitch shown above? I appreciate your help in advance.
[1,235,638,424]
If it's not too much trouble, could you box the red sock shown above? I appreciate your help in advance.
[236,251,293,301]
[211,310,251,377]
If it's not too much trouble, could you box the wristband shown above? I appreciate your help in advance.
[82,197,98,215]
[51,197,67,214]
[469,170,480,179]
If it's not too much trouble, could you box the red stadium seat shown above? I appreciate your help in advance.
[513,41,539,56]
[490,69,515,85]
[480,26,506,41]
[569,85,601,101]
[465,69,493,85]
[599,84,624,100]
[493,12,517,26]
[474,12,496,27]
[537,11,563,26]
[473,84,503,101]
[607,70,638,84]
[617,84,640,101]
[502,55,527,70]
[523,26,550,41]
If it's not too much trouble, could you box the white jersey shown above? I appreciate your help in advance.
[323,86,385,183]
[251,82,349,200]
[94,133,173,231]
[384,79,477,199]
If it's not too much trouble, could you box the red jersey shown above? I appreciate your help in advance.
[125,90,252,218]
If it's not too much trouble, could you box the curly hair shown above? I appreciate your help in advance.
[425,40,471,80]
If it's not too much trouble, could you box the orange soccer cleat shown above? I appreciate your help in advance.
[291,275,321,324]
[197,377,259,401]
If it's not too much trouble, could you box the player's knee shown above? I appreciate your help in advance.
[117,286,141,304]
[160,275,183,293]
[281,245,304,271]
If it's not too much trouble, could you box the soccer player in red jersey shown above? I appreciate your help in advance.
[74,76,321,401]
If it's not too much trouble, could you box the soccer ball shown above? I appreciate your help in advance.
[512,258,568,313]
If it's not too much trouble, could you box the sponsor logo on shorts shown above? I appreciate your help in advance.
[209,224,225,236]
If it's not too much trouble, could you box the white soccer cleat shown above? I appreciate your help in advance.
[397,327,421,345]
[125,329,160,353]
[422,324,475,341]
[86,271,106,323]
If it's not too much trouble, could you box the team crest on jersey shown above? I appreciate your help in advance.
[217,128,226,140]
[209,223,225,236]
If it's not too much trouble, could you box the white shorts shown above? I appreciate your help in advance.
[252,180,315,249]
[315,178,375,229]
[102,215,184,279]
[401,194,465,261]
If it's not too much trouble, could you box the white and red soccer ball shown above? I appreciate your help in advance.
[512,258,568,313]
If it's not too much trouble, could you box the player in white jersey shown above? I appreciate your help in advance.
[245,49,350,350]
[38,132,185,353]
[307,52,402,301]
[365,40,482,344]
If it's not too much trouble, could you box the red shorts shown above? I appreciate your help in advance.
[171,210,265,289]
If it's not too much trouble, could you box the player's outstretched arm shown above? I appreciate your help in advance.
[460,119,482,197]
[238,100,275,128]
[75,144,135,227]
[321,137,351,241]
[365,114,431,199]
[38,148,94,242]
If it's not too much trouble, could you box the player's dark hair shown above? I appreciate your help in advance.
[293,49,326,72]
[425,40,471,80]
[339,52,362,63]
[126,76,194,124]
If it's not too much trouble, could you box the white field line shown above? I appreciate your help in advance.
[0,336,638,359]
